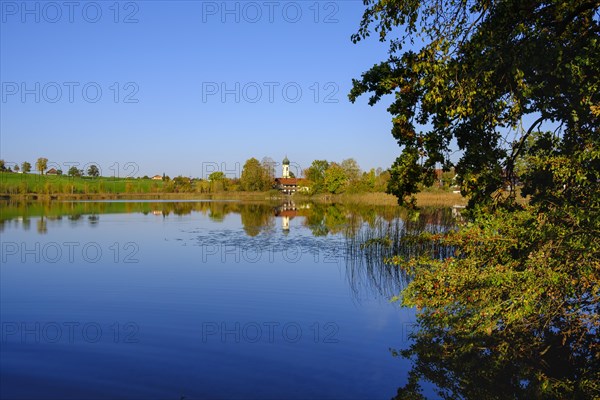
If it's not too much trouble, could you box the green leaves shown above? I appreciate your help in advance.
[393,204,600,397]
[351,0,600,208]
[240,157,272,192]
[351,2,600,395]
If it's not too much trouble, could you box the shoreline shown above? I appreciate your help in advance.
[0,190,466,207]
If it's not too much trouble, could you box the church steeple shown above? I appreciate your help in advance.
[282,156,290,178]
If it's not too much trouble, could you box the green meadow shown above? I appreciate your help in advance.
[0,172,164,196]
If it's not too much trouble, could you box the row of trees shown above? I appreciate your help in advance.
[0,159,32,174]
[235,156,393,194]
[304,158,391,194]
[2,156,443,195]
[203,157,393,194]
[0,158,46,174]
[0,158,100,177]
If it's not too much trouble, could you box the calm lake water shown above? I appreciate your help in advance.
[0,200,454,399]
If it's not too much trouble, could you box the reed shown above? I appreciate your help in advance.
[343,208,457,301]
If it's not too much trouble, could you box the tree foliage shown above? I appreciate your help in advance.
[240,157,272,191]
[389,197,600,397]
[340,158,361,183]
[68,166,81,177]
[36,158,48,175]
[350,0,600,208]
[304,160,330,193]
[87,164,100,177]
[21,162,31,174]
[208,171,225,182]
[351,0,600,397]
[304,159,392,194]
[261,156,276,180]
[324,163,348,194]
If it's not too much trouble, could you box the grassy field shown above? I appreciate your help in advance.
[0,172,165,195]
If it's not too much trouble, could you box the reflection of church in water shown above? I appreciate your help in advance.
[273,157,310,234]
[274,201,298,235]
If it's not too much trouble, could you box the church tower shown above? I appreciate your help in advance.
[282,156,290,178]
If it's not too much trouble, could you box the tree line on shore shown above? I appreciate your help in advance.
[0,158,99,178]
[0,156,456,195]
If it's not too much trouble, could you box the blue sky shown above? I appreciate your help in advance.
[1,1,400,178]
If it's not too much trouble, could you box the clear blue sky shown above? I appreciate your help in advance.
[1,1,401,178]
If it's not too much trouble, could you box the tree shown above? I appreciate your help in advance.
[261,156,276,180]
[360,168,377,192]
[323,163,348,194]
[36,158,48,175]
[304,160,330,193]
[208,171,225,182]
[389,203,600,398]
[208,171,226,192]
[13,164,20,173]
[340,158,361,183]
[350,0,599,208]
[21,162,31,174]
[0,160,5,171]
[352,0,600,396]
[375,168,390,192]
[68,166,81,177]
[240,157,271,191]
[172,176,193,192]
[87,164,100,177]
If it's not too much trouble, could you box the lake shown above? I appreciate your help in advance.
[0,200,454,399]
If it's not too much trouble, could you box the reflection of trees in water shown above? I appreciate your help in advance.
[304,203,329,236]
[303,203,390,237]
[391,312,600,399]
[2,200,455,243]
[1,201,279,233]
[344,208,456,301]
[359,210,599,399]
[36,217,47,234]
[240,204,275,237]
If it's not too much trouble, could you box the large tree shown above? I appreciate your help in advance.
[21,161,31,174]
[240,157,271,191]
[261,156,276,180]
[208,171,225,182]
[35,158,48,175]
[350,0,599,208]
[340,158,362,183]
[324,163,349,194]
[304,160,330,193]
[87,164,100,177]
[351,0,600,397]
[68,166,81,177]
